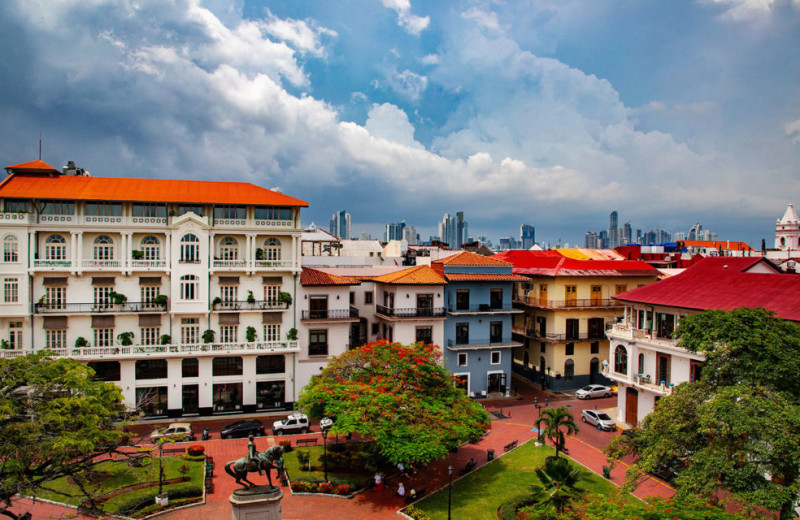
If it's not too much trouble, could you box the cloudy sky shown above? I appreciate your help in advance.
[1,0,798,247]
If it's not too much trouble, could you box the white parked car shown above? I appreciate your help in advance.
[150,422,194,442]
[272,413,310,435]
[580,409,616,431]
[575,384,613,399]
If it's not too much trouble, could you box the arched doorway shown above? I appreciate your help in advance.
[589,357,599,384]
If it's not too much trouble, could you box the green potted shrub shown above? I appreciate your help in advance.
[160,334,171,345]
[247,290,256,304]
[0,339,9,350]
[131,250,144,260]
[246,326,257,342]
[117,331,135,346]
[212,296,222,306]
[255,248,265,260]
[202,329,215,344]
[278,291,292,306]
[154,294,168,305]
[286,328,298,341]
[110,292,128,305]
[75,336,88,348]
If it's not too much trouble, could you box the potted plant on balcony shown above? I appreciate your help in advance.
[110,292,127,305]
[75,336,88,349]
[247,290,256,304]
[255,248,265,261]
[160,334,171,345]
[246,326,257,342]
[278,291,292,306]
[117,331,134,346]
[131,250,144,260]
[0,339,9,350]
[286,328,298,341]
[202,329,215,344]
[212,296,222,307]
[154,294,168,306]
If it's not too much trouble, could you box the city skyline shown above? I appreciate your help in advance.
[0,1,798,248]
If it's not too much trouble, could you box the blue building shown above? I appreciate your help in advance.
[432,252,527,397]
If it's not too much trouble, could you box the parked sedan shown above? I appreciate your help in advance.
[580,409,616,431]
[575,384,613,399]
[150,422,194,442]
[220,419,266,439]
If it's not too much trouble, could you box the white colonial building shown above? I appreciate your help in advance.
[0,159,308,417]
[605,256,798,426]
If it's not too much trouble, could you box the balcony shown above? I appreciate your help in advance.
[254,259,294,270]
[301,307,359,321]
[445,337,521,350]
[0,340,301,361]
[82,260,123,270]
[131,259,167,269]
[34,301,167,314]
[603,366,674,396]
[212,300,289,312]
[447,303,521,315]
[513,296,623,310]
[606,323,678,348]
[212,259,248,269]
[513,329,608,342]
[33,259,73,269]
[375,305,446,319]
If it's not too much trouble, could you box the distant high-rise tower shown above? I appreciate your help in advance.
[456,211,466,249]
[585,231,598,248]
[521,224,535,250]
[775,204,800,250]
[622,222,632,246]
[329,210,351,240]
[385,220,406,242]
[609,211,619,248]
[438,212,467,249]
[688,223,702,241]
[402,225,418,245]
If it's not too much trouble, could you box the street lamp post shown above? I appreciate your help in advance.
[534,396,542,441]
[321,430,328,482]
[447,465,454,520]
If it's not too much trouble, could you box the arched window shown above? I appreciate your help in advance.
[220,236,238,260]
[781,237,786,246]
[564,359,574,381]
[614,345,628,375]
[265,238,281,261]
[93,235,114,260]
[45,234,67,260]
[638,353,644,374]
[141,235,160,261]
[180,274,198,300]
[3,234,18,262]
[180,234,200,263]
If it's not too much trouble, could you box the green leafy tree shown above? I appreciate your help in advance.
[577,494,757,520]
[0,353,127,519]
[296,340,490,465]
[606,308,800,519]
[541,406,579,458]
[528,457,584,514]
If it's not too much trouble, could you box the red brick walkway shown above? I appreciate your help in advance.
[15,376,673,519]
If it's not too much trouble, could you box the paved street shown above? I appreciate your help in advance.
[12,374,673,519]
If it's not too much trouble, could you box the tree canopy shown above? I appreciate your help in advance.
[0,353,127,520]
[606,308,800,519]
[296,340,490,465]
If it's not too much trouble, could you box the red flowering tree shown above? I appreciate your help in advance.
[297,340,490,464]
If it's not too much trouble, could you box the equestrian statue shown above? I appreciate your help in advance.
[224,434,285,489]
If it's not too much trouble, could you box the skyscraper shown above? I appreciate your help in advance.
[385,220,405,242]
[520,224,535,250]
[623,221,632,246]
[329,210,351,240]
[585,231,598,248]
[456,211,465,249]
[438,212,468,249]
[609,211,619,248]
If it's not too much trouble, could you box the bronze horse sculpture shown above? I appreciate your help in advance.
[225,445,284,488]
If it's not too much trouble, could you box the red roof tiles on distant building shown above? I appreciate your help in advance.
[432,251,511,266]
[371,265,446,285]
[301,267,360,286]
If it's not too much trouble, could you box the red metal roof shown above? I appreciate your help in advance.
[0,173,308,207]
[492,250,657,277]
[301,267,360,286]
[443,273,530,282]
[615,258,800,322]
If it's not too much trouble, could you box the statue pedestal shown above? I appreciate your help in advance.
[230,485,283,520]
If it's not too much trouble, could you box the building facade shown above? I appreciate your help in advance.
[0,159,307,417]
[605,257,793,426]
[775,204,800,251]
[494,250,659,391]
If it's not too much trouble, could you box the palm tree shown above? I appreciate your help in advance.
[529,457,584,514]
[541,406,579,458]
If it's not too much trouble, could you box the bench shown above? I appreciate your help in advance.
[296,437,317,446]
[405,487,426,504]
[503,440,518,452]
[459,459,477,476]
[163,446,186,455]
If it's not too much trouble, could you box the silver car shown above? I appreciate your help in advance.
[575,384,612,399]
[580,409,616,431]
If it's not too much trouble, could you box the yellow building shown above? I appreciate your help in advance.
[494,251,658,390]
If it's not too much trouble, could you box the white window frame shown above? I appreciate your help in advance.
[46,286,66,310]
[264,284,279,304]
[94,327,113,348]
[141,235,160,260]
[180,234,200,263]
[140,327,160,345]
[221,285,238,303]
[180,275,198,300]
[9,322,22,349]
[490,351,501,365]
[3,235,18,263]
[457,352,468,367]
[3,278,18,303]
[141,285,160,303]
[453,372,470,394]
[265,238,281,261]
[46,329,67,349]
[94,286,113,308]
[219,237,239,260]
[264,324,281,342]
[220,325,238,343]
[93,235,114,261]
[181,318,199,344]
[45,234,67,260]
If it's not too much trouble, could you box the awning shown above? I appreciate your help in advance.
[92,277,115,286]
[219,313,240,325]
[139,314,161,327]
[43,277,68,286]
[42,316,67,329]
[92,315,115,328]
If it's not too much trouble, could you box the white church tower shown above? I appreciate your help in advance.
[775,204,800,250]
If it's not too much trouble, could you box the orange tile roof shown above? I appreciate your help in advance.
[433,251,511,266]
[443,273,530,282]
[5,160,60,174]
[371,265,446,285]
[0,172,308,207]
[681,240,754,252]
[301,267,361,286]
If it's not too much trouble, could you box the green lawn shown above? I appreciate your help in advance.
[36,454,204,515]
[283,444,380,488]
[414,442,627,520]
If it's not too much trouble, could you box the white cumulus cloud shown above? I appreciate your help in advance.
[382,0,430,35]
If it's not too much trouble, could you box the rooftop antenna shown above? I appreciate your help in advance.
[38,133,42,160]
